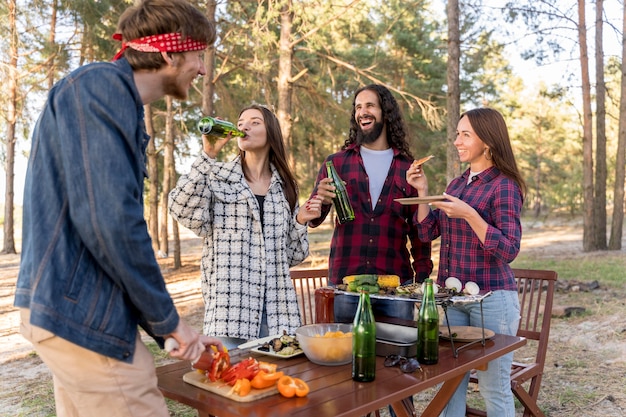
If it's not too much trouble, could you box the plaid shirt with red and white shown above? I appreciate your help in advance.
[416,167,522,291]
[309,144,433,285]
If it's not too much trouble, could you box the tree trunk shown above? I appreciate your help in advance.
[145,104,160,252]
[609,2,626,250]
[47,0,58,90]
[2,0,18,255]
[578,0,595,252]
[170,145,180,269]
[594,0,607,249]
[533,120,544,218]
[159,97,175,259]
[446,0,461,183]
[277,0,295,169]
[202,0,217,117]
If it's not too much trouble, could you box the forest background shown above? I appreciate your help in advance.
[2,0,626,259]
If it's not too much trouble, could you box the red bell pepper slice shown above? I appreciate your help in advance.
[207,351,231,382]
[221,358,260,385]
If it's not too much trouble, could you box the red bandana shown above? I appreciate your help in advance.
[112,32,207,61]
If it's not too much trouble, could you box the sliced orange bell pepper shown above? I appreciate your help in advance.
[258,361,278,374]
[277,375,310,398]
[250,370,284,389]
[228,378,252,397]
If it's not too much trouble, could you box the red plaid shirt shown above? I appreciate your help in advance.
[416,167,522,291]
[309,144,433,285]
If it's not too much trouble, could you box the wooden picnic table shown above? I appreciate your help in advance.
[157,320,526,417]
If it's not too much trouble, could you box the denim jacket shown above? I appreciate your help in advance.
[14,58,179,362]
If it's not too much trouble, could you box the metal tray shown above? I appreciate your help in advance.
[375,322,417,357]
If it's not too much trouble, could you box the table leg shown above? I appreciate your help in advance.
[389,396,416,417]
[420,373,465,415]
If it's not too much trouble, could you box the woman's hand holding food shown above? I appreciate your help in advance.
[406,155,433,195]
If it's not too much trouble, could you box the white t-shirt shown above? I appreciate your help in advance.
[468,170,483,184]
[360,146,394,209]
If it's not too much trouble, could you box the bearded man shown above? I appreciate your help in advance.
[309,84,433,323]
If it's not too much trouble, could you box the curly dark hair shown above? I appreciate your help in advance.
[344,84,414,159]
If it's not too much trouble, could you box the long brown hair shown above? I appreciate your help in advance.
[238,105,298,212]
[461,107,527,198]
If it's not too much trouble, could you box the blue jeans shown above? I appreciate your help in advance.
[333,293,416,323]
[439,290,520,417]
[219,307,270,350]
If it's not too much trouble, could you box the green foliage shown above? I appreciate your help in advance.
[512,254,626,287]
[4,0,596,217]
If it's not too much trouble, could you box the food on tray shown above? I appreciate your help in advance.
[256,330,302,356]
[445,277,463,292]
[340,274,401,293]
[463,281,480,295]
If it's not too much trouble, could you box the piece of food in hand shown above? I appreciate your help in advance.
[411,155,434,167]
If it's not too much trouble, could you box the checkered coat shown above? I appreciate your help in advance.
[168,154,308,339]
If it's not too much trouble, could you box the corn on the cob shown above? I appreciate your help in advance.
[342,274,377,286]
[377,275,400,288]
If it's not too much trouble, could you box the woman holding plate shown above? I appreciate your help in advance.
[406,107,526,417]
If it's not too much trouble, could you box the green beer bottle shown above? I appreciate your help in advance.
[352,289,376,382]
[198,116,245,138]
[325,161,355,224]
[417,278,439,364]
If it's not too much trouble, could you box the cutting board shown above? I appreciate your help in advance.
[182,371,279,402]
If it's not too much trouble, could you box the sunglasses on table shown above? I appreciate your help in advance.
[384,355,422,373]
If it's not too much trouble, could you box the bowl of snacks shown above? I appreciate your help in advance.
[295,323,353,366]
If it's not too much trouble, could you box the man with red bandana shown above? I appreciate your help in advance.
[14,1,222,416]
[309,84,433,323]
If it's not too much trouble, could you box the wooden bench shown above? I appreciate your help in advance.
[466,268,558,417]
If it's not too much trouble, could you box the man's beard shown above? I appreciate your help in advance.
[356,121,384,145]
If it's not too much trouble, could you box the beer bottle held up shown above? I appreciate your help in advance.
[352,289,376,382]
[325,161,355,224]
[198,116,245,141]
[417,278,439,364]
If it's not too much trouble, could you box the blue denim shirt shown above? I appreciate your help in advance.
[14,58,179,362]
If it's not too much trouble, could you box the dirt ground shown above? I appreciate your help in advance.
[1,221,625,416]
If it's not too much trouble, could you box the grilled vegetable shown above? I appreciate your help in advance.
[377,275,400,288]
[342,274,378,286]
